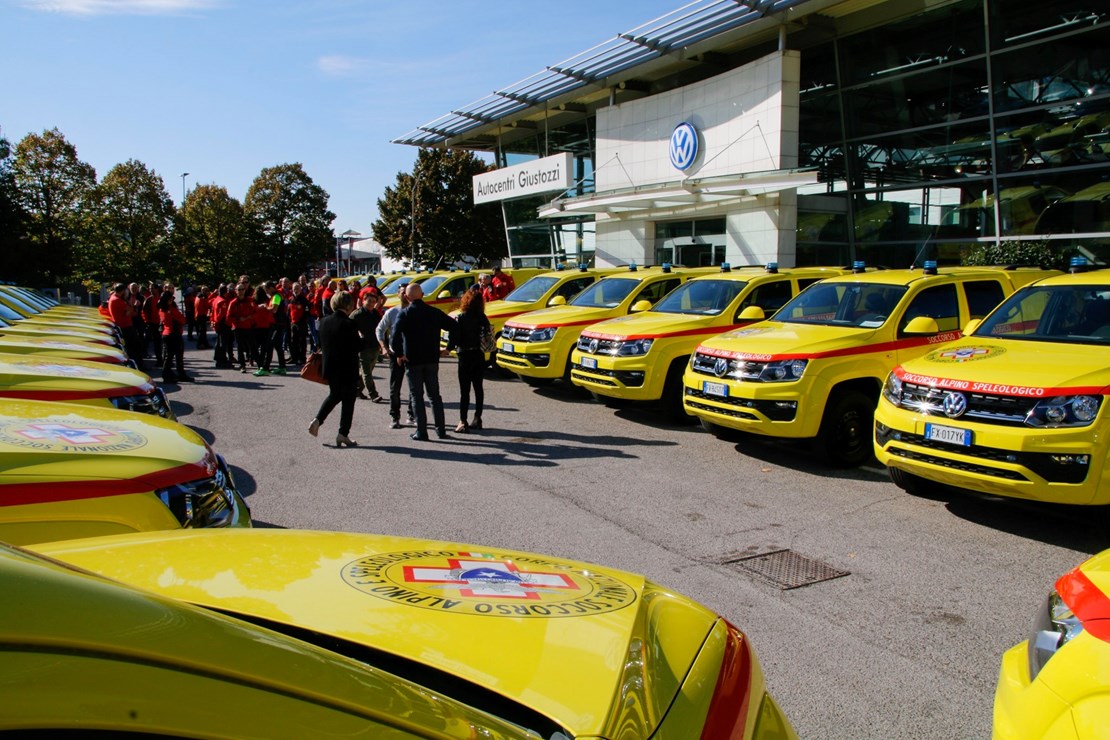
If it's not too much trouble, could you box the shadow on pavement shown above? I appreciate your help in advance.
[229,464,257,498]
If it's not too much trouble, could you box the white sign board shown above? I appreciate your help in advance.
[473,152,573,205]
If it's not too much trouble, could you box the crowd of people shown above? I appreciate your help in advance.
[106,269,509,448]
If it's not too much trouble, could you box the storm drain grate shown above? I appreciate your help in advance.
[722,549,849,590]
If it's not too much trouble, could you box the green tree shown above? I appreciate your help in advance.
[81,159,175,283]
[963,239,1075,271]
[0,133,32,284]
[244,163,334,278]
[373,148,505,268]
[10,128,96,284]
[175,184,251,284]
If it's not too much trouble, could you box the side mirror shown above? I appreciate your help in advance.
[630,300,653,313]
[547,295,567,306]
[738,305,766,321]
[903,316,940,335]
[437,290,451,300]
[962,318,981,336]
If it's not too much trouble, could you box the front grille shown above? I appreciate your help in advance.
[502,326,540,341]
[888,447,1030,481]
[897,380,1037,426]
[576,336,623,355]
[685,399,759,421]
[571,369,617,387]
[684,387,796,421]
[497,354,529,369]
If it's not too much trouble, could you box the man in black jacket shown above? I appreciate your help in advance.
[390,283,457,440]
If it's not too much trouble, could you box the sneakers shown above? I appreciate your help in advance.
[410,432,429,441]
[253,368,270,377]
[308,418,320,437]
[389,419,402,430]
[272,367,287,376]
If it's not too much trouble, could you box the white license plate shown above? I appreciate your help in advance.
[503,343,514,353]
[581,357,597,370]
[703,381,729,398]
[925,422,971,447]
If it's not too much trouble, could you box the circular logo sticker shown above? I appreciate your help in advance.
[669,122,699,171]
[0,420,147,453]
[9,362,111,378]
[342,550,637,618]
[926,344,1006,363]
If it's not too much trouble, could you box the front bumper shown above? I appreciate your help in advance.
[569,351,660,400]
[496,338,559,378]
[874,399,1110,505]
[681,370,820,438]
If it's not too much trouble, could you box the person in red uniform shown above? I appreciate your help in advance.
[288,281,309,366]
[158,291,193,383]
[491,267,515,299]
[211,285,232,368]
[183,287,197,341]
[109,283,144,369]
[142,283,163,365]
[226,283,257,373]
[194,287,211,349]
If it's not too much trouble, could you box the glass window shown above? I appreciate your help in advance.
[900,284,959,333]
[555,277,595,301]
[570,278,638,308]
[653,279,748,316]
[740,280,792,315]
[991,25,1110,114]
[963,280,1006,319]
[633,278,679,306]
[990,0,1107,50]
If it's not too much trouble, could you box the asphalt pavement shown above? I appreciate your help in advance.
[165,342,1104,739]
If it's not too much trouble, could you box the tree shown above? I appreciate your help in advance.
[80,159,175,284]
[175,184,251,285]
[9,128,96,284]
[373,148,505,268]
[244,163,334,279]
[0,133,32,284]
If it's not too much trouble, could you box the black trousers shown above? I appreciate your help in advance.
[315,377,356,437]
[387,353,410,422]
[161,333,185,380]
[233,328,253,369]
[457,349,486,422]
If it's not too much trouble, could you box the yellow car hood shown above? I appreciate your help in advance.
[506,304,616,329]
[36,529,720,738]
[698,320,889,359]
[0,322,117,345]
[0,353,154,401]
[894,338,1110,392]
[0,336,127,364]
[18,315,116,335]
[584,311,730,340]
[484,300,546,321]
[0,398,212,503]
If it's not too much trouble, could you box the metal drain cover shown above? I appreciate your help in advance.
[722,549,849,590]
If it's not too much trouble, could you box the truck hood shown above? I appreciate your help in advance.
[894,339,1110,394]
[0,354,152,400]
[582,311,734,341]
[696,320,887,359]
[0,336,128,364]
[0,398,211,497]
[0,322,118,346]
[34,529,720,738]
[505,304,617,329]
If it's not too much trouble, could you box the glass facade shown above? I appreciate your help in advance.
[798,0,1110,266]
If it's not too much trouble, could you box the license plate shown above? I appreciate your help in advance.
[703,381,729,398]
[925,422,971,447]
[503,343,514,353]
[581,357,597,370]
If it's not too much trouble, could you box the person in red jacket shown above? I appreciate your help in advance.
[252,284,278,377]
[194,287,211,349]
[288,281,309,366]
[142,282,163,365]
[159,291,193,383]
[226,283,257,373]
[109,283,144,369]
[210,285,232,368]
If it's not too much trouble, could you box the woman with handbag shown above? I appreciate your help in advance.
[446,288,492,433]
[308,290,361,447]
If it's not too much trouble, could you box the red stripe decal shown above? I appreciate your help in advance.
[582,322,755,342]
[700,621,753,740]
[1057,568,1110,642]
[893,366,1110,398]
[0,462,210,507]
[505,318,606,330]
[0,385,153,401]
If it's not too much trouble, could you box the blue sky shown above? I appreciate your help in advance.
[3,0,683,237]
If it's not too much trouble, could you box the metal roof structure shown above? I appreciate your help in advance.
[393,0,818,150]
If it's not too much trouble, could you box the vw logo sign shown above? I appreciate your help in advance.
[669,122,699,171]
[713,357,730,378]
[588,338,599,354]
[942,392,968,418]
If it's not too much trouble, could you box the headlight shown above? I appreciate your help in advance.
[1027,395,1102,427]
[155,456,238,528]
[529,327,557,342]
[757,358,807,382]
[501,326,514,339]
[882,372,904,406]
[1028,591,1084,679]
[616,338,653,356]
[110,388,174,419]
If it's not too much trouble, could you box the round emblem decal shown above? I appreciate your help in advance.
[927,344,1006,363]
[0,420,147,453]
[588,338,600,354]
[12,362,111,378]
[342,550,637,618]
[713,357,730,378]
[942,391,968,418]
[669,122,699,171]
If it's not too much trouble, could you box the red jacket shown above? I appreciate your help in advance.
[226,297,256,330]
[254,302,275,330]
[195,295,210,318]
[107,293,133,328]
[160,304,186,336]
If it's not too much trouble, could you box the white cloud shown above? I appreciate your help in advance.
[317,55,371,77]
[22,0,217,14]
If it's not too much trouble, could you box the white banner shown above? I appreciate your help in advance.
[473,152,573,205]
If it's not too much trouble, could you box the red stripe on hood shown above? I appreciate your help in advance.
[0,462,211,507]
[1057,567,1110,642]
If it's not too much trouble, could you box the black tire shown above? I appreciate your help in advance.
[815,390,875,466]
[659,360,690,422]
[888,466,940,496]
[561,356,588,395]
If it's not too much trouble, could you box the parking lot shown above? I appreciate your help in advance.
[168,344,1104,738]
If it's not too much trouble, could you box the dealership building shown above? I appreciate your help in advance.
[395,0,1109,269]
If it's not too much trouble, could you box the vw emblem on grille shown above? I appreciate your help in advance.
[942,391,968,418]
[713,357,729,378]
[669,122,699,171]
[588,338,599,354]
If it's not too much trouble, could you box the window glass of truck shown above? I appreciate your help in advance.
[505,277,559,303]
[633,278,680,306]
[980,286,1110,342]
[898,284,959,333]
[653,280,747,315]
[963,280,1006,319]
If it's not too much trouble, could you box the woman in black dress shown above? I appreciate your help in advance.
[447,288,492,433]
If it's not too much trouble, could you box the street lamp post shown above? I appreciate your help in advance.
[410,172,421,269]
[340,229,362,276]
[180,172,189,204]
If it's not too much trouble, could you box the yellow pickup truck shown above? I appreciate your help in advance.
[683,262,1059,465]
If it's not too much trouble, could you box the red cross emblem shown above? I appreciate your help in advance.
[940,347,989,361]
[16,424,115,445]
[403,554,578,600]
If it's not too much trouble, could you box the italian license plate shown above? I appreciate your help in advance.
[581,357,597,370]
[925,422,971,447]
[503,343,514,353]
[703,381,729,398]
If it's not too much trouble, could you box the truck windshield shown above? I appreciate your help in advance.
[505,277,559,303]
[977,285,1110,344]
[651,280,747,316]
[776,282,908,328]
[570,278,638,308]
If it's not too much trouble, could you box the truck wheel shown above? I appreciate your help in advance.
[659,361,690,422]
[887,466,939,496]
[562,356,587,395]
[815,390,874,466]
